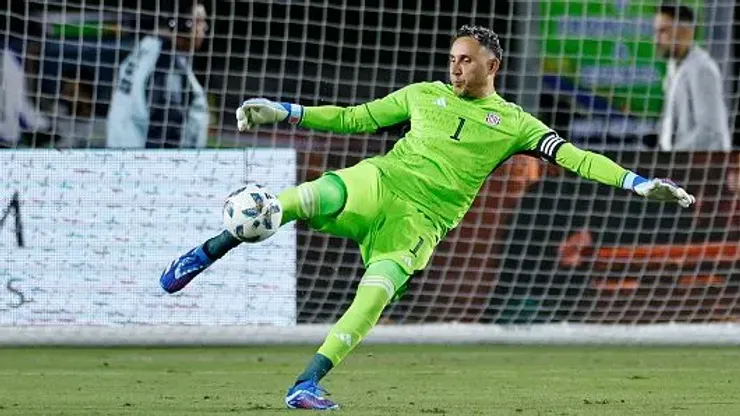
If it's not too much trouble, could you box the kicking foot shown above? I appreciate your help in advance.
[159,246,214,293]
[285,379,339,410]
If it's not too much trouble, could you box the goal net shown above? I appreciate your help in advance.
[2,1,740,345]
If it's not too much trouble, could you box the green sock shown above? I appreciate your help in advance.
[294,261,405,384]
[202,230,241,259]
[295,354,334,385]
[315,283,390,367]
[293,283,389,385]
[278,174,346,225]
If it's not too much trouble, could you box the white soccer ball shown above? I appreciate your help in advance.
[222,183,282,243]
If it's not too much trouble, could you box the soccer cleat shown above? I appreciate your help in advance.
[285,379,339,410]
[159,245,214,293]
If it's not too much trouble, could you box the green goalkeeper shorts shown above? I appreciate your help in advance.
[308,161,444,299]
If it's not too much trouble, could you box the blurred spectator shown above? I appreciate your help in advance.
[0,14,49,147]
[52,66,97,148]
[106,0,209,148]
[653,3,730,151]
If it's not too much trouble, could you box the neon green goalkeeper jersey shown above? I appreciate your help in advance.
[300,81,629,230]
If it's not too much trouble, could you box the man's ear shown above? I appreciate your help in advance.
[489,58,500,74]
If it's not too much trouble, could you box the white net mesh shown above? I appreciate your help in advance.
[1,1,740,344]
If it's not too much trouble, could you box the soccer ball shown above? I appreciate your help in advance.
[222,183,282,243]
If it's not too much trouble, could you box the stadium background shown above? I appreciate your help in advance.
[3,0,740,329]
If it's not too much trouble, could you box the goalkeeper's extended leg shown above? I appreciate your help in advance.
[285,260,402,410]
[159,175,346,293]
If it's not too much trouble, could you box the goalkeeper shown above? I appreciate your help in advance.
[159,25,695,410]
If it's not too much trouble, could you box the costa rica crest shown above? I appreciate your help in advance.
[485,112,501,126]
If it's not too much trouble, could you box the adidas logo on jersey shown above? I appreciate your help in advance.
[433,97,447,107]
[402,256,413,267]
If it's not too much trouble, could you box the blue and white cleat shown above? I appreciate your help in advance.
[159,246,214,293]
[285,379,339,410]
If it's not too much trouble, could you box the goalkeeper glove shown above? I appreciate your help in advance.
[236,98,303,131]
[633,177,696,208]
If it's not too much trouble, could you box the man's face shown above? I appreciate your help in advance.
[448,37,497,97]
[191,4,208,50]
[178,3,208,51]
[653,13,692,58]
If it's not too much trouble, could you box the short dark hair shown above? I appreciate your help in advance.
[160,0,199,15]
[658,3,695,23]
[452,25,503,61]
[159,0,201,31]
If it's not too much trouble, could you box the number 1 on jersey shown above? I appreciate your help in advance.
[450,117,465,141]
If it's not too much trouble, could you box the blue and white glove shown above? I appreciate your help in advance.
[236,98,304,132]
[630,176,696,208]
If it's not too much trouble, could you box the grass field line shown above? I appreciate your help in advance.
[0,366,735,377]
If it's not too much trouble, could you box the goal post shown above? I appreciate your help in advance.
[1,1,739,346]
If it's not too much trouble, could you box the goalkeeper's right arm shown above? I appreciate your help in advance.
[236,86,413,134]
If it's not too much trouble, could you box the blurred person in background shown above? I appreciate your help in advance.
[106,0,209,148]
[653,3,730,151]
[0,12,49,147]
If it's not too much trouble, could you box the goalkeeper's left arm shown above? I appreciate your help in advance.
[553,140,694,207]
[519,115,695,207]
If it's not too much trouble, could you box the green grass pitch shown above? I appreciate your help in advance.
[0,345,738,415]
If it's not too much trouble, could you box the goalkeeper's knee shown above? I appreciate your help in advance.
[278,174,346,225]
